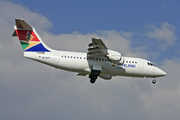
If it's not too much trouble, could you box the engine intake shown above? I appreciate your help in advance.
[106,50,124,65]
[107,50,121,61]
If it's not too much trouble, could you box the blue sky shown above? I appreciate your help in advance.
[1,0,180,120]
[11,0,180,33]
[9,0,180,63]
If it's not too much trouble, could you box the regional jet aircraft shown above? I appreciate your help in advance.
[12,19,166,84]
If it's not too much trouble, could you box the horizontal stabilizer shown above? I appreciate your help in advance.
[12,30,17,36]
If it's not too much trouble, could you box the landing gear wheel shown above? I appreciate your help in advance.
[90,76,97,84]
[89,70,100,84]
[90,78,96,84]
[152,79,156,84]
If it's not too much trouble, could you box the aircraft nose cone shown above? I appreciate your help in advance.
[161,70,167,76]
[156,67,167,77]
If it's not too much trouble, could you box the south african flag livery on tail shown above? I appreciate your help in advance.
[12,19,50,52]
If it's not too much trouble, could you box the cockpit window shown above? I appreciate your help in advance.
[147,62,155,66]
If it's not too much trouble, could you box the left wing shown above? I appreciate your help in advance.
[87,38,108,57]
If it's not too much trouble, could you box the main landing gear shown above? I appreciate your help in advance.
[89,70,100,84]
[152,79,156,84]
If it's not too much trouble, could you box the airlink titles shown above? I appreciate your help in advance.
[112,63,136,68]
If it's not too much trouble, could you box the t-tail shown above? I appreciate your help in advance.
[12,19,51,52]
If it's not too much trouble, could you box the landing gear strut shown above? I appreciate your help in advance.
[152,79,156,84]
[89,70,100,84]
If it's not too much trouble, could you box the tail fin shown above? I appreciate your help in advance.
[12,19,50,52]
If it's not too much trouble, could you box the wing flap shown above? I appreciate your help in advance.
[87,51,105,57]
[87,38,108,57]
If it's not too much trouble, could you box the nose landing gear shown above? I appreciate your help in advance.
[152,79,156,84]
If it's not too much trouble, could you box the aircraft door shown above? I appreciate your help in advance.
[138,61,144,69]
[54,54,60,62]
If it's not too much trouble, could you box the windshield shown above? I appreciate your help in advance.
[147,62,155,66]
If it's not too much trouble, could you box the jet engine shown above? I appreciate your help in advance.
[107,50,121,61]
[99,74,112,80]
[106,50,124,65]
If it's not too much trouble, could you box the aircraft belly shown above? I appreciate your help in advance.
[59,58,89,72]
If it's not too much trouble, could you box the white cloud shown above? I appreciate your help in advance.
[40,30,146,58]
[140,58,180,120]
[146,22,177,50]
[0,1,51,30]
[0,1,180,120]
[147,22,176,44]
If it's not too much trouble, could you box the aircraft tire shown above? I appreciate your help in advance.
[89,74,93,78]
[152,79,156,84]
[90,76,97,84]
[90,78,96,84]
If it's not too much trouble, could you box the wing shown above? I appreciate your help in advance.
[87,38,108,57]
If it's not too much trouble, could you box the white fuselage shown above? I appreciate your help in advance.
[24,50,166,78]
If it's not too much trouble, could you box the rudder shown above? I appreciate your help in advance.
[12,19,50,52]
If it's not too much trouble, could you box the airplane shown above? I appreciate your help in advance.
[12,19,166,84]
